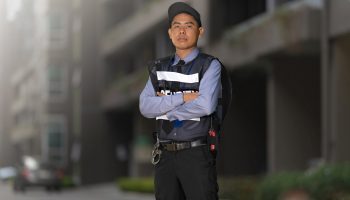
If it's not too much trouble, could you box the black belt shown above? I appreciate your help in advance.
[160,138,207,151]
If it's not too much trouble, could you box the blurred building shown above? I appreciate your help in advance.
[100,0,350,177]
[325,0,350,163]
[6,0,71,176]
[2,0,350,185]
[69,0,120,185]
[0,0,16,167]
[208,0,350,171]
[3,0,119,184]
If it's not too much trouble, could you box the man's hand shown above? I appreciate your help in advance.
[183,92,198,102]
[157,91,198,103]
[157,92,165,96]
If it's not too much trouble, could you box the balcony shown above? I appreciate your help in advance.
[207,0,321,68]
[100,0,174,56]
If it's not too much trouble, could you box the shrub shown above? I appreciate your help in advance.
[255,172,304,200]
[116,176,260,199]
[117,177,154,193]
[304,163,350,200]
[61,176,75,188]
[255,163,350,200]
[219,176,260,200]
[116,164,350,199]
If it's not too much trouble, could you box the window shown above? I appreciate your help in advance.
[209,0,266,41]
[48,124,63,148]
[44,115,66,165]
[48,65,67,101]
[48,11,67,49]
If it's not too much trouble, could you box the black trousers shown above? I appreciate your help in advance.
[154,145,218,200]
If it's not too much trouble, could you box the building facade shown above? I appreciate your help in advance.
[8,0,70,168]
[2,0,349,184]
[100,0,350,177]
[2,0,118,184]
[0,0,16,167]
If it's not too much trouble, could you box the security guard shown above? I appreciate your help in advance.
[140,2,222,200]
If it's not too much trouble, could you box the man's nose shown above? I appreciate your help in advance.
[179,27,186,34]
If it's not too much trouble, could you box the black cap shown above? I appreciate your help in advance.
[168,2,202,27]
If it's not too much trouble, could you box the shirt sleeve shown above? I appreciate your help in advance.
[139,78,184,118]
[166,59,221,121]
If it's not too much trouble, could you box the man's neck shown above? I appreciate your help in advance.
[176,47,196,59]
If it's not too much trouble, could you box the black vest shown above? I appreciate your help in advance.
[148,53,217,141]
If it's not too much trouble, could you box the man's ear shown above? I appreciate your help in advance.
[199,27,204,37]
[168,28,172,39]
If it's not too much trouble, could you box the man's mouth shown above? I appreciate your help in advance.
[177,37,187,41]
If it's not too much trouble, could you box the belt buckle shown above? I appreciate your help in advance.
[167,143,177,151]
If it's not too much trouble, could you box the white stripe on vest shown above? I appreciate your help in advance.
[156,71,199,83]
[156,115,200,122]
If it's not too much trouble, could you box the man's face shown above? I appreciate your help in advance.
[168,13,204,51]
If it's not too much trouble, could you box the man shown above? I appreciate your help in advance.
[139,2,222,200]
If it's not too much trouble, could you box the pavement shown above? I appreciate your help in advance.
[0,181,155,200]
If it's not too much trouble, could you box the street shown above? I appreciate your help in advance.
[0,182,154,200]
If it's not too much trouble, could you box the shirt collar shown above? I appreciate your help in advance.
[172,48,199,65]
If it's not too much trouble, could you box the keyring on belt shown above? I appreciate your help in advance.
[151,135,162,165]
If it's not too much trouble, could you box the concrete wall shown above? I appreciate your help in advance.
[0,0,5,166]
[130,109,154,177]
[330,0,350,37]
[219,68,267,175]
[330,34,350,162]
[0,1,13,166]
[0,1,17,166]
[267,56,321,171]
[76,0,121,184]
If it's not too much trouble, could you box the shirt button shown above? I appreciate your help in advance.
[174,133,177,136]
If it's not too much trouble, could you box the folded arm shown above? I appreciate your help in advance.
[166,59,221,121]
[139,78,184,118]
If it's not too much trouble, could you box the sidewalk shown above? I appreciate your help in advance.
[0,181,155,200]
[78,183,155,200]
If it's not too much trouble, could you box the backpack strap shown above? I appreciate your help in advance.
[147,56,172,92]
[198,53,216,80]
[217,59,232,125]
[199,53,233,126]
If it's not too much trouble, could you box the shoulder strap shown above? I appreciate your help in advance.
[198,53,233,125]
[217,59,232,123]
[198,53,216,80]
[147,56,172,92]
